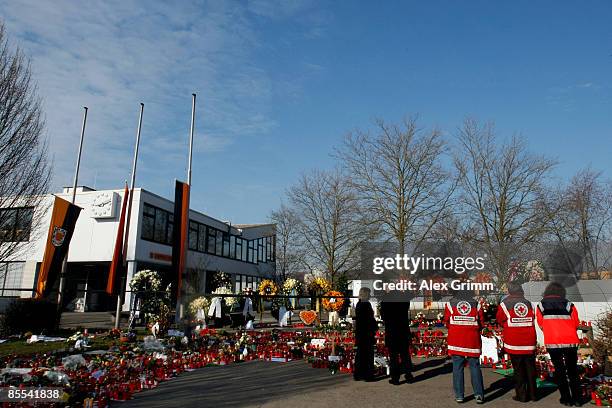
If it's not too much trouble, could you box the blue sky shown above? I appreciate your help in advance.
[2,1,611,223]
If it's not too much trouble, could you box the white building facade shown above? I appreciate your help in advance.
[0,186,276,312]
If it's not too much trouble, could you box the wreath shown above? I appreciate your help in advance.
[129,269,162,291]
[307,277,331,294]
[258,279,278,297]
[322,291,345,312]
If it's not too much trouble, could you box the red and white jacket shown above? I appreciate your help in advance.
[536,295,580,349]
[496,295,536,355]
[444,298,484,357]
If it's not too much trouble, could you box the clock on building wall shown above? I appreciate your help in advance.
[91,192,117,218]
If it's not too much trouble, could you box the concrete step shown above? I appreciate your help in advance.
[59,312,129,329]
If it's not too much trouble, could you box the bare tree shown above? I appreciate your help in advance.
[545,168,612,274]
[336,117,454,255]
[288,170,376,286]
[0,22,51,263]
[454,118,556,284]
[269,203,304,282]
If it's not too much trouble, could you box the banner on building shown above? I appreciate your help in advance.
[106,184,129,295]
[35,196,82,298]
[171,180,190,299]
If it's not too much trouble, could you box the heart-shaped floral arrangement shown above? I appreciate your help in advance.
[299,310,318,325]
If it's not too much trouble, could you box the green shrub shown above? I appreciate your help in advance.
[2,298,56,335]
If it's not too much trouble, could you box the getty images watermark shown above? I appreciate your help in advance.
[350,240,609,302]
[370,253,494,293]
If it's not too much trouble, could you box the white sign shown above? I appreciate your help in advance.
[480,335,499,364]
[310,338,326,349]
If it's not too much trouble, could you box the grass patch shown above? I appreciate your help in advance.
[0,336,116,358]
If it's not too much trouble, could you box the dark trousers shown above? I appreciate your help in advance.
[389,345,413,381]
[509,354,537,402]
[354,339,375,380]
[548,347,580,403]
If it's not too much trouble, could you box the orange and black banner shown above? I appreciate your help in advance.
[171,180,190,300]
[35,196,82,298]
[106,184,129,295]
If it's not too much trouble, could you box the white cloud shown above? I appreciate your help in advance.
[0,0,306,192]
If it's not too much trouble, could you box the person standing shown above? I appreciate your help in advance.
[354,287,378,381]
[536,282,582,406]
[444,293,485,404]
[380,298,413,385]
[496,283,537,402]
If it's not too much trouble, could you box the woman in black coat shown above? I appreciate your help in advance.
[354,287,378,381]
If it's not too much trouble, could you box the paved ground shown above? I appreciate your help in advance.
[119,358,563,408]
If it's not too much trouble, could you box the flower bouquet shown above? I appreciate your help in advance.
[283,278,302,309]
[188,296,211,320]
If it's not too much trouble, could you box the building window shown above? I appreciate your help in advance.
[229,235,236,259]
[142,204,155,240]
[188,221,198,250]
[215,230,223,256]
[0,207,34,242]
[154,210,167,243]
[142,203,275,265]
[141,203,173,245]
[207,227,216,255]
[242,240,248,262]
[222,233,230,258]
[234,274,241,293]
[258,238,264,263]
[0,262,24,296]
[266,236,273,262]
[198,224,207,252]
[248,240,256,263]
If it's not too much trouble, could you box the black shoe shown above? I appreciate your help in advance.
[389,378,401,385]
[512,396,525,403]
[573,401,582,407]
[405,373,414,383]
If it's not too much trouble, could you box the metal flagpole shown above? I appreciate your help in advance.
[57,107,88,320]
[187,94,196,185]
[176,94,196,322]
[115,103,144,329]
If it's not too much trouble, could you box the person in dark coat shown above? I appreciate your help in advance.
[380,298,413,385]
[354,287,377,381]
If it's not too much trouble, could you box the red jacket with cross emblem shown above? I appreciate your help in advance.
[496,295,536,355]
[443,298,484,357]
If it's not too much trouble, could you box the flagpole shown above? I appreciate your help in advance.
[176,93,196,322]
[114,103,144,329]
[57,107,88,320]
[187,94,195,185]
